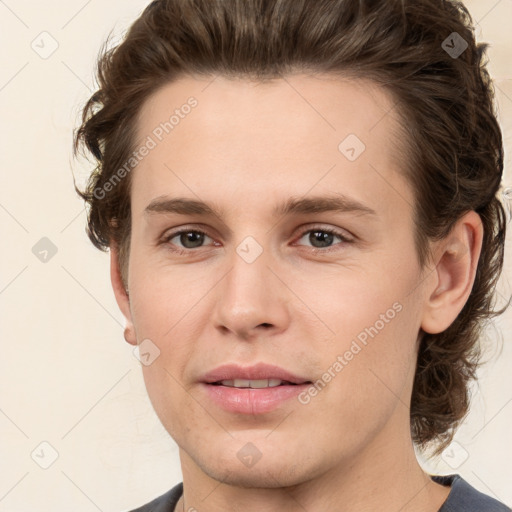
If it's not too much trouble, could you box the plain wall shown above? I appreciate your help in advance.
[0,1,511,510]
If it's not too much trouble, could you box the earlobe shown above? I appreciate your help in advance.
[420,211,483,334]
[110,244,137,346]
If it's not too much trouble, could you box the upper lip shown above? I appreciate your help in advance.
[201,362,311,384]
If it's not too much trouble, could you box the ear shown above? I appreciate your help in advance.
[420,210,483,334]
[110,244,137,346]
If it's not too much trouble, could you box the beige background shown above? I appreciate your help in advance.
[0,1,511,510]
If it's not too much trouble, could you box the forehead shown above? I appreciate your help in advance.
[131,74,413,223]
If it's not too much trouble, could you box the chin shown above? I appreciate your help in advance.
[191,445,318,489]
[202,463,304,489]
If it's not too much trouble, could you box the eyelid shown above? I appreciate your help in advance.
[294,224,354,243]
[160,225,216,248]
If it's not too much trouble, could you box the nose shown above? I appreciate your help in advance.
[212,241,290,341]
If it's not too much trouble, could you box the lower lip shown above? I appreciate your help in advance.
[201,382,311,414]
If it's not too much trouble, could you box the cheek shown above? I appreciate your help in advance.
[128,251,206,338]
[294,263,411,341]
[300,262,422,402]
[302,302,420,456]
[127,266,197,405]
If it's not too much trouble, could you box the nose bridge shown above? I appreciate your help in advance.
[213,232,288,336]
[225,233,272,305]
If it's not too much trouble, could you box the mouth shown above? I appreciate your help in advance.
[201,362,311,386]
[202,381,312,414]
[209,378,308,388]
[200,364,313,414]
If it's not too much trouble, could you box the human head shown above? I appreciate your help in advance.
[74,0,506,462]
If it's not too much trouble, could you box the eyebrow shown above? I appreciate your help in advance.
[144,194,377,219]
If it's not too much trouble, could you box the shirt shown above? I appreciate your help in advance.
[127,473,511,511]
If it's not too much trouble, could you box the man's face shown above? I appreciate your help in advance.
[125,74,430,486]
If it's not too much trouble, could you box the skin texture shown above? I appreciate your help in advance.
[110,74,483,512]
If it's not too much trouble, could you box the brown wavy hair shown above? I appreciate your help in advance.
[73,0,508,456]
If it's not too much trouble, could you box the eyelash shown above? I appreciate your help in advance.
[160,225,354,255]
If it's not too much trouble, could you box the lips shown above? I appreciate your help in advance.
[201,362,311,385]
[213,378,290,388]
[200,362,312,414]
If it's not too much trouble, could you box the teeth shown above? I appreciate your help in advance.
[220,378,285,388]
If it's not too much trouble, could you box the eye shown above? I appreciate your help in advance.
[162,229,215,252]
[294,226,353,250]
[160,225,353,255]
